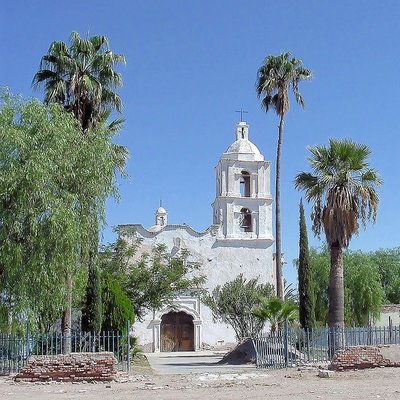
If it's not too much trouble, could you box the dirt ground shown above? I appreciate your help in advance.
[1,366,400,400]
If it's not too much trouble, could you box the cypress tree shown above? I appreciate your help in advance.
[101,274,135,333]
[81,262,103,333]
[298,199,315,329]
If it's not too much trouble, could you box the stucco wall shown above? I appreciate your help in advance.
[373,305,400,326]
[127,224,274,350]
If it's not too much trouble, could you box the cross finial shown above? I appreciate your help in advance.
[160,199,162,208]
[235,108,248,122]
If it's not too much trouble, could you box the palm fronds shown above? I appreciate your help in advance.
[294,139,382,247]
[32,31,125,132]
[256,52,312,117]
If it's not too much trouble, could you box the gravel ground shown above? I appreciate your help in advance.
[1,367,400,400]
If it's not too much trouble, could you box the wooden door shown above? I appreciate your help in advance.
[160,312,194,352]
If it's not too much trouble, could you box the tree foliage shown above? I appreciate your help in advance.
[256,52,311,117]
[100,227,205,321]
[295,140,381,248]
[298,199,315,329]
[283,280,298,302]
[81,263,103,333]
[203,274,274,341]
[306,248,330,325]
[101,274,134,333]
[252,297,298,333]
[304,247,385,326]
[344,252,383,325]
[0,92,125,332]
[32,32,125,132]
[370,248,400,304]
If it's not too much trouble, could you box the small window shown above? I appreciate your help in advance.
[240,208,252,232]
[240,171,250,197]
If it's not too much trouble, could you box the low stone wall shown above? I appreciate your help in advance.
[14,352,118,382]
[331,345,400,371]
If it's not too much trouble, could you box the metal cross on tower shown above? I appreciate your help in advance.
[235,108,248,122]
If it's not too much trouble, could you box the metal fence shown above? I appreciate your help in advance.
[253,324,400,369]
[0,330,131,375]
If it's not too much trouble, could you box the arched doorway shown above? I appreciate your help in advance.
[160,311,194,352]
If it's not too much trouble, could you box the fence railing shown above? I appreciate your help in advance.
[253,324,400,369]
[0,330,131,375]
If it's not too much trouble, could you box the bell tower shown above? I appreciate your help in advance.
[155,205,167,227]
[212,121,273,241]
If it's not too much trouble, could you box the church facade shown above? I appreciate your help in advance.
[120,121,275,352]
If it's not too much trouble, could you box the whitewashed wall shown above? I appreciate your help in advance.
[126,224,274,350]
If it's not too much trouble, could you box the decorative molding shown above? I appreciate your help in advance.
[154,303,202,322]
[119,223,218,238]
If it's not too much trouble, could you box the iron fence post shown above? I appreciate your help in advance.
[284,319,289,367]
[25,322,30,368]
[251,338,259,368]
[127,320,131,373]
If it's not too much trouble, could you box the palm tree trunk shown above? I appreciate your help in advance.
[328,244,345,355]
[275,115,284,299]
[61,277,73,354]
[328,245,344,327]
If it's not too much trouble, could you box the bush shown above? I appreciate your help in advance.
[203,274,274,341]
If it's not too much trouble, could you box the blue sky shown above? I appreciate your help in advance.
[2,1,399,285]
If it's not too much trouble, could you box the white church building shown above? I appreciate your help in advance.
[120,121,275,352]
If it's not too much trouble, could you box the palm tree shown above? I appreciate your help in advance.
[33,31,125,132]
[32,32,126,352]
[294,139,381,329]
[256,52,311,299]
[252,297,298,334]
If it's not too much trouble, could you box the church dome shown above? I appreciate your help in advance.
[225,139,262,156]
[221,121,264,162]
[156,206,167,215]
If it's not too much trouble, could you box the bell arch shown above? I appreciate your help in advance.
[240,207,252,232]
[240,171,251,197]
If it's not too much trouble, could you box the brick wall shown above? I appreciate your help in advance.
[14,352,118,382]
[331,345,400,371]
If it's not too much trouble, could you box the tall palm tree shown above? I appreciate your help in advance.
[294,139,381,328]
[33,31,125,132]
[256,52,311,299]
[32,32,126,352]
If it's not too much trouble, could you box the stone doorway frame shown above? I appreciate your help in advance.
[149,304,202,352]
